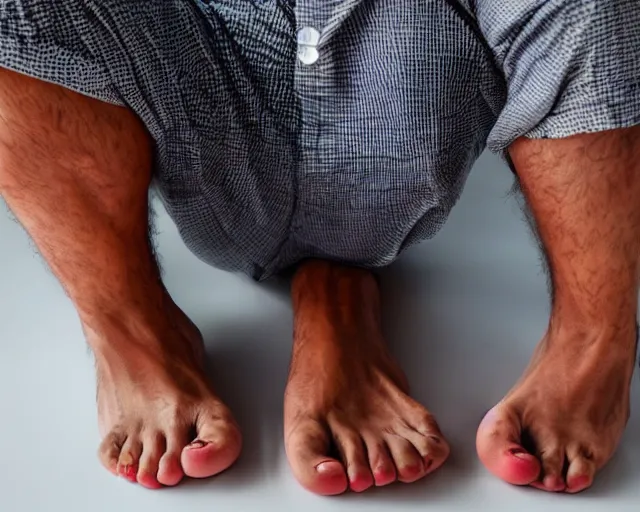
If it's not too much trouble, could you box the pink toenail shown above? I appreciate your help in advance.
[568,475,590,490]
[350,473,364,484]
[187,439,207,449]
[316,462,342,476]
[138,471,163,490]
[543,475,565,491]
[374,467,395,481]
[350,474,372,492]
[403,464,423,476]
[509,448,530,460]
[121,465,138,482]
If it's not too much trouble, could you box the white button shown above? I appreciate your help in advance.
[297,26,320,46]
[298,46,319,65]
[297,26,320,65]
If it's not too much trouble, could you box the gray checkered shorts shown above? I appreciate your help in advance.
[1,1,639,279]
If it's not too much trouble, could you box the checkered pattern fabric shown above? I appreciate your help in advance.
[1,0,638,279]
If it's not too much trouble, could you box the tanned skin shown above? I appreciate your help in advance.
[477,126,640,493]
[2,65,638,496]
[0,68,450,495]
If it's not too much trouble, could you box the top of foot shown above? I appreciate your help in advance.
[93,305,242,489]
[476,328,635,494]
[284,261,450,495]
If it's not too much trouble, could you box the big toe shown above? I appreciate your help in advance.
[476,406,541,486]
[286,419,349,496]
[181,408,242,479]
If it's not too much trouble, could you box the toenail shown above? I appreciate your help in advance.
[509,448,530,459]
[543,475,565,491]
[121,465,138,482]
[423,459,433,471]
[349,472,366,484]
[187,439,207,450]
[316,462,342,476]
[568,475,591,491]
[119,452,134,465]
[375,466,394,478]
[403,463,424,476]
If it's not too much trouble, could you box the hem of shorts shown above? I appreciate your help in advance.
[0,46,123,108]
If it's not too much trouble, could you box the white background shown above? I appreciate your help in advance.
[1,152,638,511]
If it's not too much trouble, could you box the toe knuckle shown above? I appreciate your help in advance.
[381,425,397,436]
[414,412,438,434]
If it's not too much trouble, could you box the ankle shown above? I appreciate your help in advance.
[76,281,172,325]
[546,313,638,355]
[292,260,381,325]
[80,297,193,354]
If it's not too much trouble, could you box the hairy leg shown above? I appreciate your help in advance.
[476,126,640,493]
[283,260,450,495]
[0,69,241,488]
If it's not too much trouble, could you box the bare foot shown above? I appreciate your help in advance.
[92,303,242,489]
[476,325,636,493]
[284,261,450,495]
[0,68,242,489]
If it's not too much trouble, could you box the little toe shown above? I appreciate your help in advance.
[364,437,396,487]
[407,412,451,472]
[565,445,597,493]
[386,435,425,483]
[117,436,143,483]
[181,408,242,479]
[400,427,450,475]
[98,432,124,476]
[137,434,165,490]
[476,407,540,486]
[285,419,348,495]
[330,426,374,492]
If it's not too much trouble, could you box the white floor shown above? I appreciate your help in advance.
[1,151,639,512]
